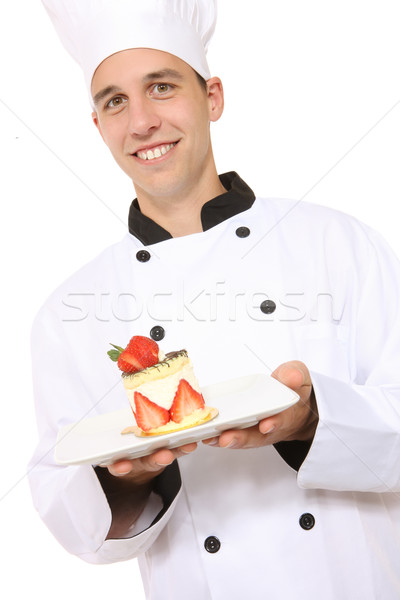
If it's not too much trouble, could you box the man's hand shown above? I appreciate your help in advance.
[97,442,197,539]
[106,442,198,482]
[203,360,318,450]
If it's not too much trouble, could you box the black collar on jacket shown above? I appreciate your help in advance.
[128,171,256,246]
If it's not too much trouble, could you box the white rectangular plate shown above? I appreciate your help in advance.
[55,373,299,466]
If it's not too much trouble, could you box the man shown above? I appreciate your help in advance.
[29,1,400,598]
[89,44,317,534]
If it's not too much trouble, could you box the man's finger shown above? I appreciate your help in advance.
[271,360,312,393]
[107,459,135,476]
[107,443,198,477]
[217,426,268,449]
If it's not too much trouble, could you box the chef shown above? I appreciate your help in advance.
[29,1,400,598]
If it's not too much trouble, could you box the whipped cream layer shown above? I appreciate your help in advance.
[125,362,201,411]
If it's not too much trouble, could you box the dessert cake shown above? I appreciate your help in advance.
[108,335,217,436]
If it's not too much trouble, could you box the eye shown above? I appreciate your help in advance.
[151,83,173,96]
[106,96,127,109]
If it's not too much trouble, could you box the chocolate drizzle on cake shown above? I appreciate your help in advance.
[165,350,188,360]
[121,349,188,379]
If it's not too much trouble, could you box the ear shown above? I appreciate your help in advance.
[91,111,105,141]
[206,77,224,122]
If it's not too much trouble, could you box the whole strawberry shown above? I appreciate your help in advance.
[108,335,159,374]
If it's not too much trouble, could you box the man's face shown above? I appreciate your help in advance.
[91,48,223,203]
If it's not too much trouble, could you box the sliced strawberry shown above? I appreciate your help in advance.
[133,392,170,432]
[108,336,159,374]
[170,379,205,423]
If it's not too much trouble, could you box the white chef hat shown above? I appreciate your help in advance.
[42,0,217,95]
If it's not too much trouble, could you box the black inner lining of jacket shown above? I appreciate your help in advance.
[128,171,256,245]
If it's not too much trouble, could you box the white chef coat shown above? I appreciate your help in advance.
[28,178,400,599]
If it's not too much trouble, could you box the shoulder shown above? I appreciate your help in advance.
[243,196,400,277]
[253,195,362,228]
[252,196,382,247]
[32,234,136,322]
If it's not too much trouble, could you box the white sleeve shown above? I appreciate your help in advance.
[28,452,180,564]
[28,305,181,564]
[28,455,181,564]
[298,229,400,492]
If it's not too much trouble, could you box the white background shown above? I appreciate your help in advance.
[1,1,399,598]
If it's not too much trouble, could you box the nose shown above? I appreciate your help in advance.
[127,98,161,136]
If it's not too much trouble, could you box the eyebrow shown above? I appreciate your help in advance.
[142,68,184,83]
[92,85,122,107]
[92,69,184,107]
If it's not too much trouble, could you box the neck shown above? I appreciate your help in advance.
[134,169,226,238]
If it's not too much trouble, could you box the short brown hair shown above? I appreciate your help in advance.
[195,71,208,92]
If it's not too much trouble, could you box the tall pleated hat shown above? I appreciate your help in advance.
[42,0,217,96]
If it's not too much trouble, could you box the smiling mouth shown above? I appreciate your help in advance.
[135,142,177,161]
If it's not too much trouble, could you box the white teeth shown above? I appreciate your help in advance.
[137,143,175,161]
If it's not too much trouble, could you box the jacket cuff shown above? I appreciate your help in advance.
[273,387,317,471]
